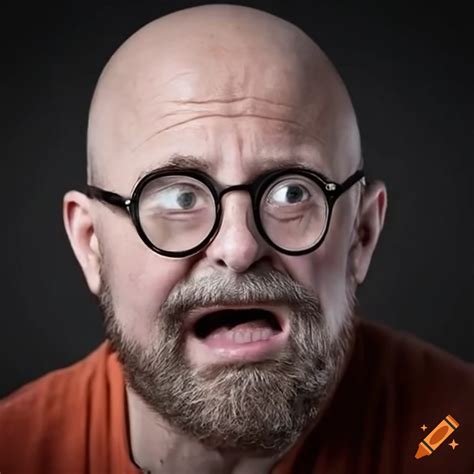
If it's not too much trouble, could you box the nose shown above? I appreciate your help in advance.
[204,191,268,273]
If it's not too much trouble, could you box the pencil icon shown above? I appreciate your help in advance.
[415,414,460,459]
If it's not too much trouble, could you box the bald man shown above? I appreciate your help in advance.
[1,4,473,474]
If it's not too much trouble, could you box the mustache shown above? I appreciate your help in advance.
[159,268,322,322]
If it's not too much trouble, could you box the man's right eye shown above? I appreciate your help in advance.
[144,183,213,213]
[155,186,198,210]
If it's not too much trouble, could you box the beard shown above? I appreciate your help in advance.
[99,266,356,455]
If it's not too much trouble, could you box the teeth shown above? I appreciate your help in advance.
[256,328,273,342]
[220,328,275,344]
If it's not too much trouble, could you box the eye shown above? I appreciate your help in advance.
[267,183,310,205]
[153,184,204,210]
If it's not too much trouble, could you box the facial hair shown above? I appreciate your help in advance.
[99,267,356,455]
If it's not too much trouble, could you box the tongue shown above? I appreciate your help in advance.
[205,318,278,343]
[229,318,273,332]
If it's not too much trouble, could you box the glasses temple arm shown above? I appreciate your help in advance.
[85,185,131,210]
[340,169,366,191]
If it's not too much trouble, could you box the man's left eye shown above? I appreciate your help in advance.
[268,184,310,205]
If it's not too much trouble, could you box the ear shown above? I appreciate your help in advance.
[63,191,102,295]
[348,180,388,285]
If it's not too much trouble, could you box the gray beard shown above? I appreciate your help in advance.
[99,268,355,455]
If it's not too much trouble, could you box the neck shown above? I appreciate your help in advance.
[126,387,285,474]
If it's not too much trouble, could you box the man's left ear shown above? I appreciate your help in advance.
[348,180,388,284]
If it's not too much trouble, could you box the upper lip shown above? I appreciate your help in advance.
[184,304,288,333]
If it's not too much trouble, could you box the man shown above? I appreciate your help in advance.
[1,4,473,473]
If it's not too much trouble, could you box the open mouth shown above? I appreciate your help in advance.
[193,308,283,342]
[186,307,289,362]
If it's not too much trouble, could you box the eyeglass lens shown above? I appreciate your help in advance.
[137,174,329,253]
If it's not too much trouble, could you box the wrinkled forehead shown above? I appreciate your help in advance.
[96,33,326,119]
[88,19,359,190]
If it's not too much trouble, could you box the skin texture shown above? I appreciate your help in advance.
[63,4,387,474]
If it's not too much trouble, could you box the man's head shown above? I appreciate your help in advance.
[64,4,387,455]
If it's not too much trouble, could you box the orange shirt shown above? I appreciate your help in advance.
[1,319,473,473]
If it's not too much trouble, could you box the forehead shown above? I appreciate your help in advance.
[129,114,330,189]
[135,151,331,185]
[91,32,354,189]
[120,53,323,135]
[101,90,335,187]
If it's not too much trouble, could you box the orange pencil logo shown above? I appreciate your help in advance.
[415,414,460,459]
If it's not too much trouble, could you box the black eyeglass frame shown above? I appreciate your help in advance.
[86,167,365,258]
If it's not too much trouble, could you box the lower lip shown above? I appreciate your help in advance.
[186,326,290,364]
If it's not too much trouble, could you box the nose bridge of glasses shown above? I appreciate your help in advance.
[217,183,255,212]
[218,183,253,200]
[216,183,259,233]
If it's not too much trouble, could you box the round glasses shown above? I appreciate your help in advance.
[86,167,365,258]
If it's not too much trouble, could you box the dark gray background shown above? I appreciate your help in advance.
[2,1,473,398]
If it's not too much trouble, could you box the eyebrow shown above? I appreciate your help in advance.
[139,154,331,182]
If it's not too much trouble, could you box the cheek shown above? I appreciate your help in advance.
[100,221,192,342]
[282,245,345,305]
[281,202,354,332]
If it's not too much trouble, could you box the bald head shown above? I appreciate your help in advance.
[87,4,360,187]
[65,6,389,461]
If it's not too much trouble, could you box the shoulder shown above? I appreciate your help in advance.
[357,320,474,468]
[291,320,474,473]
[357,319,474,393]
[0,342,116,472]
[1,341,113,412]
